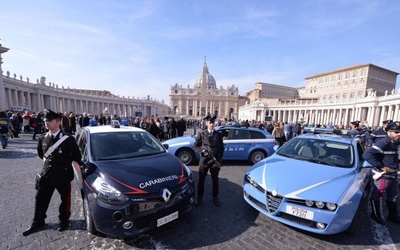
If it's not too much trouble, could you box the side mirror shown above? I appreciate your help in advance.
[162,144,169,150]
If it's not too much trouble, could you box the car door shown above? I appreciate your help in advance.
[223,128,250,160]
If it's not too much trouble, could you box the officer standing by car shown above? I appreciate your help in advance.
[363,121,400,225]
[367,120,392,147]
[194,114,224,207]
[22,109,83,236]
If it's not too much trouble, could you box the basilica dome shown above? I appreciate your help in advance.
[194,63,217,89]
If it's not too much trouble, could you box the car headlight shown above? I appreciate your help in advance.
[305,200,314,207]
[245,174,256,186]
[92,177,129,204]
[244,174,265,192]
[184,165,194,183]
[315,201,325,209]
[326,202,337,211]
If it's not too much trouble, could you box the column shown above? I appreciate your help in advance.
[379,106,386,123]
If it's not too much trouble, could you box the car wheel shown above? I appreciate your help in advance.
[249,150,266,164]
[83,198,97,234]
[176,148,195,165]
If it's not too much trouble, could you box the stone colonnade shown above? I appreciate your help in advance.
[175,98,237,118]
[1,76,169,117]
[239,93,400,128]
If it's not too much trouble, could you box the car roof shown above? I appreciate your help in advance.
[81,125,145,134]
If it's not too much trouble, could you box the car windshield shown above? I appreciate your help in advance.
[90,131,166,161]
[276,137,354,168]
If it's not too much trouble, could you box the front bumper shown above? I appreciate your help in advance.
[87,184,195,237]
[243,183,357,235]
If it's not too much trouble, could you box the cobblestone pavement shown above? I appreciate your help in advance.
[1,133,400,249]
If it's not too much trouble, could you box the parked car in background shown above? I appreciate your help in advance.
[243,128,372,235]
[73,122,195,238]
[163,126,275,165]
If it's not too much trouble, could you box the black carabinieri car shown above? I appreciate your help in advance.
[73,122,195,238]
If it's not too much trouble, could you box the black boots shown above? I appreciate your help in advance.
[386,201,400,224]
[57,220,69,231]
[22,222,45,236]
[370,199,385,225]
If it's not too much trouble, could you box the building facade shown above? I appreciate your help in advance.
[239,64,399,127]
[169,60,245,120]
[0,44,170,117]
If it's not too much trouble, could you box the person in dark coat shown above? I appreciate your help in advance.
[22,109,83,236]
[194,114,224,207]
[367,120,392,147]
[148,118,160,138]
[177,117,186,137]
[169,118,177,138]
[363,121,400,225]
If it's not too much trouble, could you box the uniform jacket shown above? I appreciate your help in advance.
[368,127,386,146]
[363,135,399,170]
[37,132,83,186]
[194,130,224,163]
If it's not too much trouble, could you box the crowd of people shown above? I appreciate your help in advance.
[0,108,394,149]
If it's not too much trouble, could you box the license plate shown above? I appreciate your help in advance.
[157,211,179,227]
[286,205,314,220]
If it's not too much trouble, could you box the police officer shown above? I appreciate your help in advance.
[367,120,392,147]
[194,114,224,207]
[363,121,400,225]
[22,109,83,236]
[349,121,368,147]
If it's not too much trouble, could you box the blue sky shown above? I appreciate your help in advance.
[1,0,399,103]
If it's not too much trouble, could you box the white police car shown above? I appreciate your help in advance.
[163,126,275,165]
[243,128,372,235]
[73,121,195,237]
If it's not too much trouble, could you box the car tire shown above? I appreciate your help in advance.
[249,150,266,164]
[83,198,97,235]
[176,148,195,165]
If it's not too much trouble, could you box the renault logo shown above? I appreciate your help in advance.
[162,188,172,202]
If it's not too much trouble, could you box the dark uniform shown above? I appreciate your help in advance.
[22,109,83,236]
[363,121,400,225]
[349,120,370,148]
[194,114,224,207]
[367,120,392,147]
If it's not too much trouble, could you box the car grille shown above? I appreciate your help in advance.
[248,195,267,210]
[266,191,283,213]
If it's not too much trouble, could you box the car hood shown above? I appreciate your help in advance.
[247,155,358,204]
[164,136,195,147]
[93,153,188,194]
